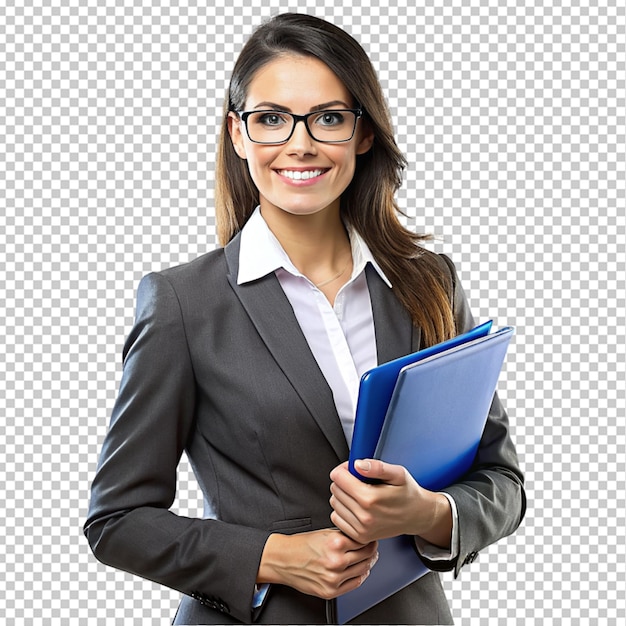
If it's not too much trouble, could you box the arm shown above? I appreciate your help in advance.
[85,272,380,620]
[329,256,525,574]
[439,254,526,576]
[84,272,270,623]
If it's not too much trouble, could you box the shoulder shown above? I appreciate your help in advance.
[434,252,459,286]
[409,245,455,272]
[137,246,230,296]
[432,252,475,334]
[410,246,458,292]
[160,246,229,284]
[132,247,231,321]
[157,232,241,287]
[414,249,473,332]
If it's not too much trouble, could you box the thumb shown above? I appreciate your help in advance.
[354,459,407,485]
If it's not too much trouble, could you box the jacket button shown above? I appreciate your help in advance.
[463,551,478,565]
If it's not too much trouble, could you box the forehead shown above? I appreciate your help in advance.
[245,55,353,109]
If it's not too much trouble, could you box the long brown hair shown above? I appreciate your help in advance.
[215,13,455,346]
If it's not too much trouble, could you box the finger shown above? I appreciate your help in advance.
[353,459,408,485]
[330,503,361,540]
[329,480,362,513]
[346,546,379,582]
[341,543,379,577]
[322,537,378,591]
[329,484,366,535]
[335,557,375,596]
[330,483,384,543]
[329,461,350,483]
[330,462,369,495]
[346,539,378,561]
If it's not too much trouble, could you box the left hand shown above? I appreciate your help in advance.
[329,460,451,547]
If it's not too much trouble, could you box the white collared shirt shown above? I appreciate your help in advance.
[239,207,458,571]
[238,207,391,444]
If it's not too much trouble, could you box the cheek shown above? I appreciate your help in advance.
[243,148,273,180]
[245,160,272,192]
[331,148,358,180]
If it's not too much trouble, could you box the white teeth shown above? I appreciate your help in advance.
[279,169,324,180]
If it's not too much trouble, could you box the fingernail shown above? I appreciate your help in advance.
[355,460,371,472]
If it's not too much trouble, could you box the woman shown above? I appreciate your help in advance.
[85,13,525,625]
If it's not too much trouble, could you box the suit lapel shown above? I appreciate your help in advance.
[224,235,349,461]
[366,264,422,363]
[223,238,421,459]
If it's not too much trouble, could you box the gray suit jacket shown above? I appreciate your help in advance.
[85,233,525,624]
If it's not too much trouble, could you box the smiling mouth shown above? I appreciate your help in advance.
[276,169,328,181]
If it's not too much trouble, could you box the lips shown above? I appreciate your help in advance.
[276,168,328,181]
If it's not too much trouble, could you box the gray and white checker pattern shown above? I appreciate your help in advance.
[1,0,624,623]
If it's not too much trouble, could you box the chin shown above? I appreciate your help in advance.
[265,201,335,217]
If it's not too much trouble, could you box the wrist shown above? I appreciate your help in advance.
[415,491,452,549]
[257,533,289,585]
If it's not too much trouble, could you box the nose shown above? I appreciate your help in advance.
[285,118,317,156]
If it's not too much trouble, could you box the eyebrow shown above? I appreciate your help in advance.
[251,100,353,112]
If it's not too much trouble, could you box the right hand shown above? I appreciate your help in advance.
[257,529,378,600]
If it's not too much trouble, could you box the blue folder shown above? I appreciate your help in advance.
[348,320,493,481]
[334,325,514,624]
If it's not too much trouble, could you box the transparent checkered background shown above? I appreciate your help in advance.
[1,0,624,624]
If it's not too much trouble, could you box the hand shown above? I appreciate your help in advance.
[257,529,378,600]
[329,460,452,548]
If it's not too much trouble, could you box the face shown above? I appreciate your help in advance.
[228,55,374,222]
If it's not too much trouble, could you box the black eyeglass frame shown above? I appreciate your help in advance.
[236,108,364,145]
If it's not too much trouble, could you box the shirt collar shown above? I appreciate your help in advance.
[237,207,392,288]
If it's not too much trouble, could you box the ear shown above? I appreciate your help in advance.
[227,112,248,160]
[355,120,375,156]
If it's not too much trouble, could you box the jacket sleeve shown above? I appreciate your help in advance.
[83,272,271,623]
[418,255,526,577]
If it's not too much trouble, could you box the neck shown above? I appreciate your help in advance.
[260,203,352,279]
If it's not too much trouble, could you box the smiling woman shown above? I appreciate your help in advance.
[216,17,459,345]
[226,55,374,250]
[85,12,525,625]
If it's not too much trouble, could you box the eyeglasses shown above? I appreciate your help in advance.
[236,108,363,145]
